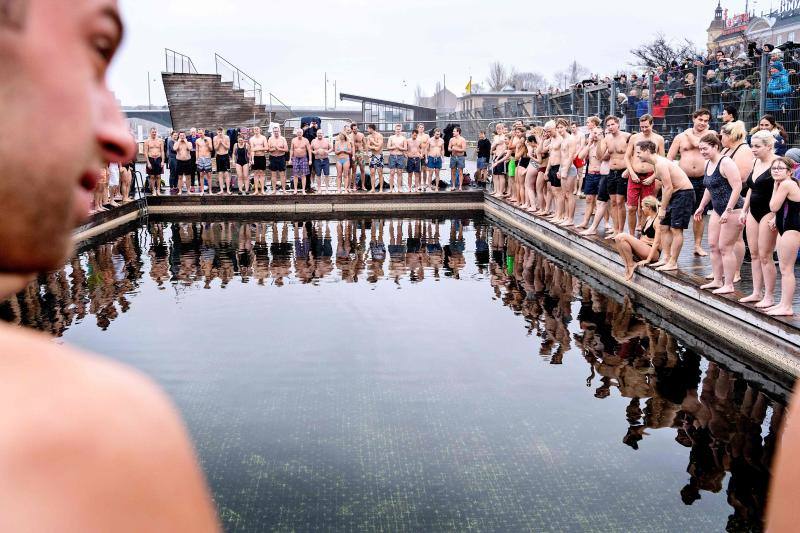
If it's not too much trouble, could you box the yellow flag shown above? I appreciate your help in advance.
[465,78,472,94]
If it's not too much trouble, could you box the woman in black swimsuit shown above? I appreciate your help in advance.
[613,196,661,281]
[738,130,777,307]
[766,156,800,316]
[695,134,743,295]
[721,120,753,284]
[233,135,250,195]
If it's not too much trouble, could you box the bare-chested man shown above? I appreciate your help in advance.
[448,127,467,191]
[289,127,312,195]
[174,131,193,194]
[545,118,571,221]
[624,114,665,234]
[426,128,444,191]
[0,2,219,529]
[214,127,231,194]
[416,123,430,188]
[366,124,384,192]
[194,129,213,195]
[577,124,603,229]
[387,124,408,193]
[311,130,332,193]
[556,120,578,226]
[268,125,289,194]
[491,123,508,198]
[249,126,268,194]
[406,129,423,192]
[144,127,164,196]
[602,115,631,238]
[350,123,367,191]
[635,140,696,272]
[667,108,715,256]
[571,121,587,195]
[534,122,554,215]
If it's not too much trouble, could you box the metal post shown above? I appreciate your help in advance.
[759,52,768,118]
[334,81,337,110]
[695,64,703,111]
[609,81,617,119]
[532,96,537,117]
[324,72,327,111]
[546,95,552,116]
[647,73,654,114]
[570,90,575,116]
[583,89,589,122]
[597,89,601,117]
[147,71,151,110]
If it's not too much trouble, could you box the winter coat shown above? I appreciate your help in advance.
[766,68,792,112]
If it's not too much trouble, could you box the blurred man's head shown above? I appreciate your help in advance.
[0,0,135,274]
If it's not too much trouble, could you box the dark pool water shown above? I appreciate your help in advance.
[1,216,788,532]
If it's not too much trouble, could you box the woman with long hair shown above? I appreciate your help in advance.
[720,120,753,283]
[766,156,800,316]
[520,129,540,212]
[738,130,777,306]
[694,133,743,294]
[233,135,251,195]
[750,114,788,155]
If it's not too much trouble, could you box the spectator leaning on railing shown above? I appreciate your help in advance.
[766,60,792,125]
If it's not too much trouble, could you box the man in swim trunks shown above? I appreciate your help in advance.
[577,125,603,229]
[311,129,332,193]
[144,127,164,196]
[249,126,268,195]
[427,128,444,191]
[448,127,467,191]
[545,118,568,221]
[350,123,367,191]
[0,2,219,529]
[387,124,407,193]
[214,126,231,194]
[406,129,423,192]
[194,129,213,195]
[557,119,578,226]
[636,140,696,272]
[667,108,715,256]
[624,114,665,234]
[602,115,631,238]
[571,121,587,196]
[367,124,384,192]
[167,130,179,193]
[416,123,430,188]
[289,127,312,195]
[268,125,289,194]
[174,131,193,194]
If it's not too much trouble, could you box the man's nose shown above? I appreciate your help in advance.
[94,88,136,163]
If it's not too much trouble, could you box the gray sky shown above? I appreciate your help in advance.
[109,0,751,107]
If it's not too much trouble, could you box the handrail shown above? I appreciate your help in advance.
[268,92,294,119]
[164,48,197,74]
[214,53,262,105]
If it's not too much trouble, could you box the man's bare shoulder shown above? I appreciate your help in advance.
[0,324,219,532]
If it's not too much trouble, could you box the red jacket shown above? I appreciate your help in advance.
[652,94,669,119]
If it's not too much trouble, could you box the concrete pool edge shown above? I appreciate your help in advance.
[484,195,800,379]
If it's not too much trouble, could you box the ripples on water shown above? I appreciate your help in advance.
[0,216,788,532]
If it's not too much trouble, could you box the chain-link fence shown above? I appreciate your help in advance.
[442,53,800,148]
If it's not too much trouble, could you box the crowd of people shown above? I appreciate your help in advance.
[487,109,800,317]
[127,122,474,200]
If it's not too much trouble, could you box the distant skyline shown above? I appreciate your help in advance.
[109,0,752,107]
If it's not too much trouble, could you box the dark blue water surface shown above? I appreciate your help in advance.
[1,216,788,532]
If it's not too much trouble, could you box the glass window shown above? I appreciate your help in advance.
[790,32,796,42]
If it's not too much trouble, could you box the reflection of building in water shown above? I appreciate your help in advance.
[487,228,785,531]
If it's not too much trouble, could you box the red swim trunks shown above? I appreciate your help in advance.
[627,171,655,207]
[573,157,585,168]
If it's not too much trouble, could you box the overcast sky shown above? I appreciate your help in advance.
[109,0,752,107]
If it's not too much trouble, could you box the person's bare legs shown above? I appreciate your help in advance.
[615,233,653,280]
[577,195,595,229]
[712,212,742,294]
[766,231,799,316]
[693,215,708,256]
[626,203,638,235]
[656,227,683,271]
[755,218,779,308]
[740,215,764,303]
[580,200,608,236]
[701,214,724,290]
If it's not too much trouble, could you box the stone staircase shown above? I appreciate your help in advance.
[161,73,272,131]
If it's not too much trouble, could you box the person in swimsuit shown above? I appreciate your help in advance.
[613,196,661,280]
[520,130,539,212]
[267,126,289,194]
[426,129,444,191]
[366,124,385,192]
[334,131,352,194]
[214,127,232,195]
[311,130,332,193]
[289,127,312,195]
[535,122,554,215]
[720,120,753,286]
[738,130,777,307]
[249,126,268,195]
[491,124,509,199]
[695,133,743,295]
[144,127,165,196]
[766,156,800,316]
[233,135,250,195]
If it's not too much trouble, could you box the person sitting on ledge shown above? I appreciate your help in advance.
[613,195,662,280]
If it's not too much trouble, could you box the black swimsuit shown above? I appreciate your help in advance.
[641,217,656,239]
[776,196,800,235]
[746,164,774,223]
[235,146,248,166]
[703,157,743,216]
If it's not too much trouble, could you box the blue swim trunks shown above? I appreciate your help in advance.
[449,155,465,169]
[388,154,406,169]
[427,156,443,169]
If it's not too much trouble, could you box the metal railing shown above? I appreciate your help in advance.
[164,48,198,74]
[214,53,262,106]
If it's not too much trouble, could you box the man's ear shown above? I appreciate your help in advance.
[0,0,27,30]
